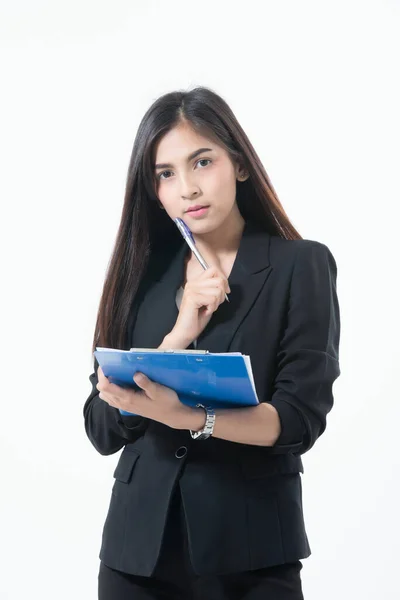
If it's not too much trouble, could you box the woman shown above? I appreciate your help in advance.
[83,86,341,600]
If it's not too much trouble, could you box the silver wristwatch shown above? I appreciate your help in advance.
[190,404,216,440]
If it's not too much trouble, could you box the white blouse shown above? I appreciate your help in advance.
[175,286,197,349]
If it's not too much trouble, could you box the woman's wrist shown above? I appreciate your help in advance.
[170,405,207,431]
[159,331,191,349]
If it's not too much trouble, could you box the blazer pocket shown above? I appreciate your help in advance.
[113,449,141,484]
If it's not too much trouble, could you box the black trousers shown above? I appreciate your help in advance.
[98,488,304,600]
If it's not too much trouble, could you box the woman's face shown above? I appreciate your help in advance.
[153,120,246,235]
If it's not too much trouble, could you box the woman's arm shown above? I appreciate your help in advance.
[179,402,283,446]
[172,241,341,454]
[83,357,149,455]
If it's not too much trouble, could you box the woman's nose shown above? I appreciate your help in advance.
[177,173,200,199]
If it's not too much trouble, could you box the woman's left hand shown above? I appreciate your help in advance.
[96,366,192,429]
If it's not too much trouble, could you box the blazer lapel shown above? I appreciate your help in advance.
[196,220,272,352]
[131,220,272,352]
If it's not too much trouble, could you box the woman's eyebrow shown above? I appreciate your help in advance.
[154,147,214,170]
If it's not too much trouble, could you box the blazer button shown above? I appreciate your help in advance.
[175,446,188,459]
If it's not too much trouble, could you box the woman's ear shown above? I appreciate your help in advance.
[236,167,249,182]
[235,159,249,182]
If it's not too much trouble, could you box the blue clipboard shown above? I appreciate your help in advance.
[94,347,259,413]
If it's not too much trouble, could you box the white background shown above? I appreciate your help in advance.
[1,1,399,598]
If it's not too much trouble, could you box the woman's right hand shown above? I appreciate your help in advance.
[165,266,230,348]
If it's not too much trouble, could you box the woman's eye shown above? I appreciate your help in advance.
[158,170,172,180]
[157,159,211,181]
[197,158,211,168]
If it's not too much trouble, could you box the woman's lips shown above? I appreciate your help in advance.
[186,206,209,217]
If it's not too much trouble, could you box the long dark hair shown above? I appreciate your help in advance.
[91,86,301,356]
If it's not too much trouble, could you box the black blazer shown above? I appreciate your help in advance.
[83,219,341,577]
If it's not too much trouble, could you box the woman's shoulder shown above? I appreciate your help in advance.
[269,234,335,267]
[267,234,338,280]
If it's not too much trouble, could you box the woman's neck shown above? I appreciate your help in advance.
[181,210,245,286]
[191,209,246,265]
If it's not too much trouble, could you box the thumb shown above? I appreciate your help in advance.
[133,372,152,392]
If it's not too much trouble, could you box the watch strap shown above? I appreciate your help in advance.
[190,404,215,440]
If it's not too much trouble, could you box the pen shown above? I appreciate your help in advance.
[174,217,230,303]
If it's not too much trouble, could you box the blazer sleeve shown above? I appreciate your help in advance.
[268,240,341,456]
[83,356,149,455]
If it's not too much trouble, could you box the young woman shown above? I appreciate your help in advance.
[83,86,341,600]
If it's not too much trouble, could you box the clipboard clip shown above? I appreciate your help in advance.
[129,347,209,354]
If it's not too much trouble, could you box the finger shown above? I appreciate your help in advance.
[97,365,106,381]
[133,372,156,398]
[106,380,126,395]
[192,275,230,294]
[199,265,219,278]
[188,290,218,309]
[97,366,117,392]
[191,277,224,289]
[189,281,228,299]
[204,266,229,291]
[198,288,224,304]
[96,372,111,392]
[193,292,221,313]
[99,391,116,406]
[197,266,225,283]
